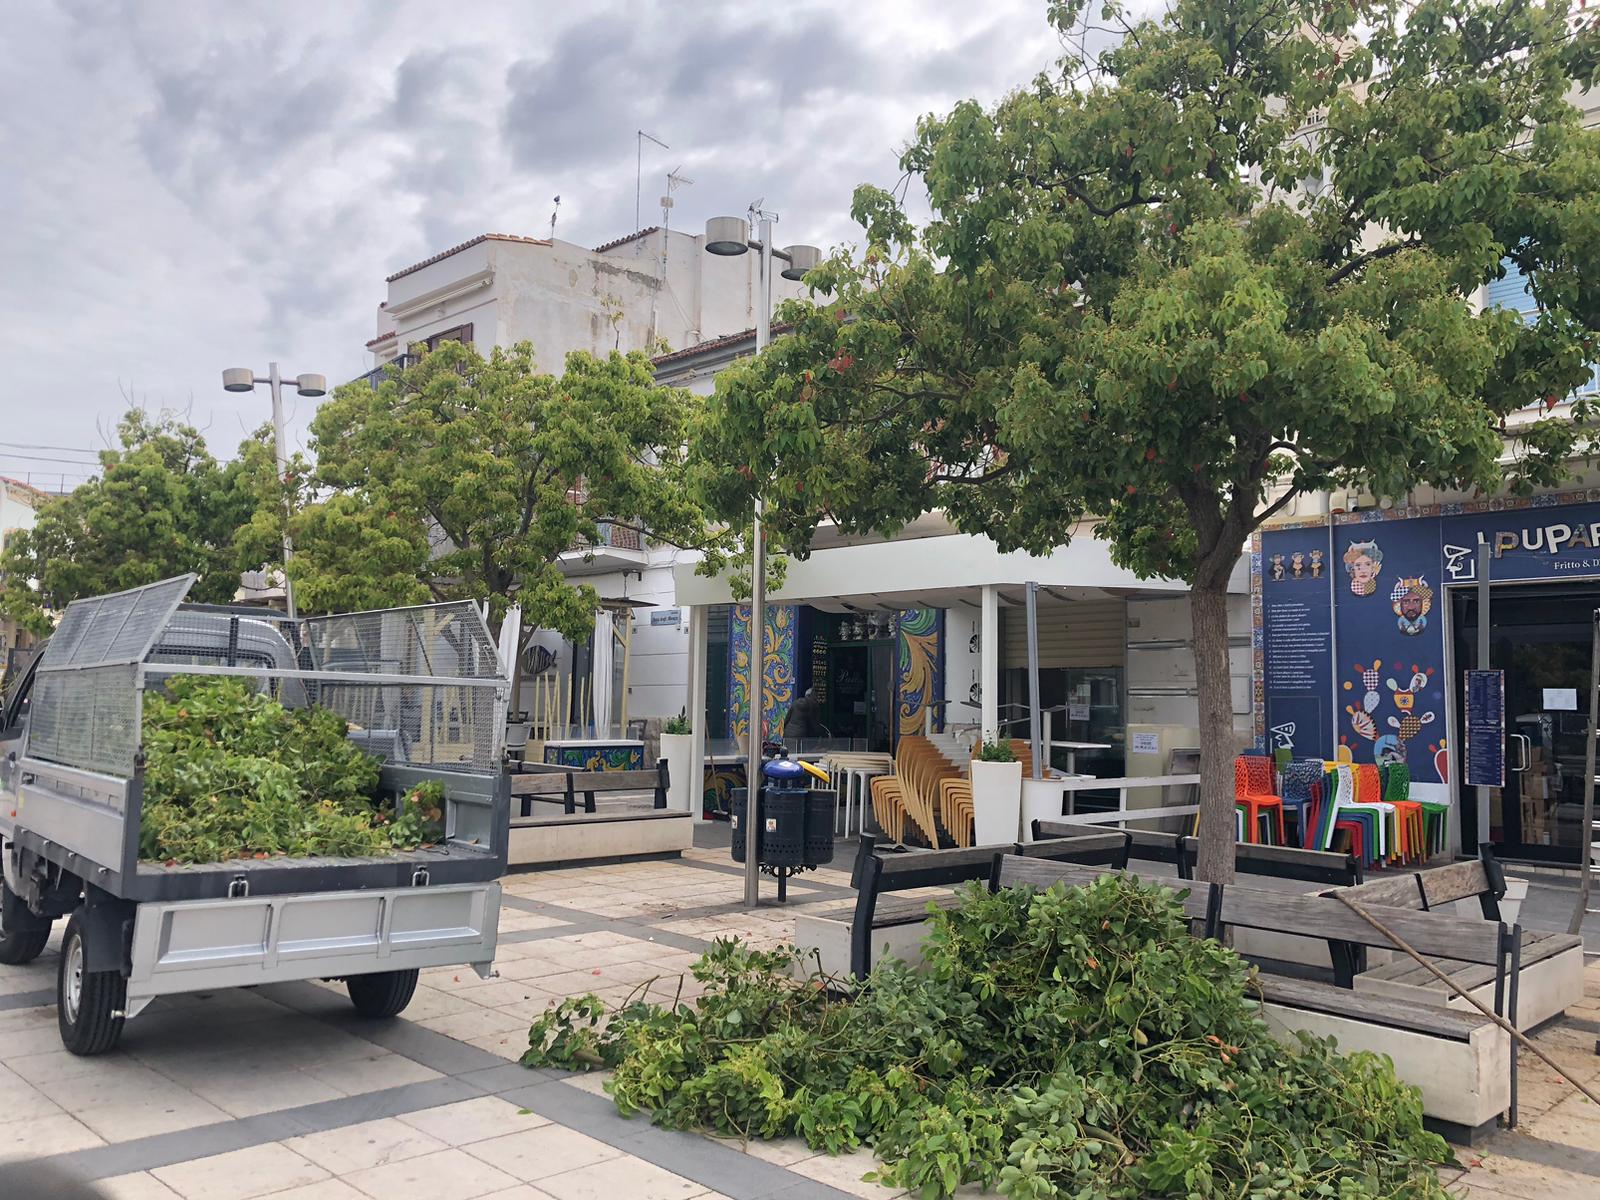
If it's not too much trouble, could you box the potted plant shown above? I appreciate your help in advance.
[660,711,695,814]
[971,739,1023,846]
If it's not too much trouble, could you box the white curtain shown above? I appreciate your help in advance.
[589,610,614,737]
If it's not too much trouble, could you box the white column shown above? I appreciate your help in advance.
[686,605,710,823]
[981,584,999,743]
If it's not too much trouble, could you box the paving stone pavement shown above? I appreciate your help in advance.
[2,844,1598,1199]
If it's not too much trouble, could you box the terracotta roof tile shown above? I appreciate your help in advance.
[365,331,397,348]
[593,227,660,254]
[386,233,550,283]
[651,322,796,367]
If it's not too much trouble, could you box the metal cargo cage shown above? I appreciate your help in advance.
[13,575,514,901]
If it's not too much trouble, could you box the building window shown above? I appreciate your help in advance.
[425,324,474,351]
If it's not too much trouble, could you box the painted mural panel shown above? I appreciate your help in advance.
[1258,526,1336,762]
[895,608,945,736]
[1331,517,1448,784]
[727,603,798,740]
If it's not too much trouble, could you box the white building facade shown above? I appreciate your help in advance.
[361,227,808,731]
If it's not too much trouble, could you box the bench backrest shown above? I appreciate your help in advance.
[1337,846,1504,920]
[1010,830,1130,871]
[1183,838,1362,887]
[1034,820,1187,876]
[850,835,1001,893]
[994,854,1220,931]
[1217,883,1509,971]
[511,774,570,796]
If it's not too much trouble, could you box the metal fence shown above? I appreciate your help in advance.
[26,578,510,780]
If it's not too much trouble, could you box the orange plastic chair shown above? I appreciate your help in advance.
[1234,756,1285,845]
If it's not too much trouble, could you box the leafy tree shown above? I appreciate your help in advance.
[287,340,718,640]
[0,411,258,635]
[691,0,1600,881]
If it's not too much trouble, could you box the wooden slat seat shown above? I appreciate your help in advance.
[1255,975,1492,1043]
[510,761,668,816]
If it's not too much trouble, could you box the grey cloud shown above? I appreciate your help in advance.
[2,0,1066,465]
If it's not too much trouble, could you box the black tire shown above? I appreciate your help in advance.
[0,878,51,966]
[347,969,419,1018]
[57,910,126,1056]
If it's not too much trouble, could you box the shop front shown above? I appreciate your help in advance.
[1257,489,1600,864]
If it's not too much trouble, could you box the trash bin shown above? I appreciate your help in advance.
[731,758,834,871]
[759,759,807,868]
[803,789,836,866]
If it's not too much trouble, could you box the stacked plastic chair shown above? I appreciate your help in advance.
[1280,759,1325,848]
[1380,762,1447,860]
[1232,755,1286,844]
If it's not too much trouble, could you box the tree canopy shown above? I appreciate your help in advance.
[285,340,717,640]
[0,411,261,635]
[691,0,1600,880]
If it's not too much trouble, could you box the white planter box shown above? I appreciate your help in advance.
[660,733,696,814]
[971,760,1023,845]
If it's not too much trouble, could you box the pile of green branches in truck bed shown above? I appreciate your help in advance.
[140,675,443,865]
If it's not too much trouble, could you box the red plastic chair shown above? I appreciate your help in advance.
[1233,756,1286,845]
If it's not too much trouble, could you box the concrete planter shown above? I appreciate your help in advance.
[660,733,696,814]
[971,760,1023,845]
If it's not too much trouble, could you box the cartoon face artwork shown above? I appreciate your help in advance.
[1384,666,1438,755]
[1270,553,1285,581]
[1390,576,1434,636]
[1290,552,1305,579]
[1309,549,1324,578]
[1343,540,1382,596]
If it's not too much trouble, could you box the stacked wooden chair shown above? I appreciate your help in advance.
[940,740,1035,848]
[871,736,1034,848]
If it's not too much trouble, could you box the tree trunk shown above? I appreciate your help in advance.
[1190,580,1238,884]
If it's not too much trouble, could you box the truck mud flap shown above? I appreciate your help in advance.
[126,881,499,1006]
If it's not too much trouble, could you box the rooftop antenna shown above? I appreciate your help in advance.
[549,195,561,240]
[636,130,668,235]
[651,168,694,347]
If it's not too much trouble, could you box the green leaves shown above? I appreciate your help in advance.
[0,411,261,635]
[139,675,439,864]
[291,340,721,638]
[521,876,1451,1198]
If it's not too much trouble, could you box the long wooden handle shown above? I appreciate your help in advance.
[1331,891,1600,1109]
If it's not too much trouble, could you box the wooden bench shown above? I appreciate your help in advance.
[1215,880,1519,1139]
[792,831,1130,980]
[1343,850,1584,1031]
[511,760,669,817]
[1032,820,1361,888]
[990,854,1220,934]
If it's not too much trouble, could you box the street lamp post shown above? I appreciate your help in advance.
[222,363,327,620]
[705,211,821,907]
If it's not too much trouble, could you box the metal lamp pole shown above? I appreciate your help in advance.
[705,211,821,907]
[222,363,327,620]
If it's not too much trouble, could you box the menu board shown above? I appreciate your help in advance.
[1464,669,1505,788]
[1260,527,1336,761]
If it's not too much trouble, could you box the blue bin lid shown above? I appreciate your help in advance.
[762,758,806,780]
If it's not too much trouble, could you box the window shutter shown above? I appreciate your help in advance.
[1485,261,1535,321]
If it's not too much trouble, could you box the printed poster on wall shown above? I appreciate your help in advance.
[1332,519,1449,784]
[1259,526,1336,762]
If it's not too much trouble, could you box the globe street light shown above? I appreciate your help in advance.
[704,210,821,907]
[222,363,326,619]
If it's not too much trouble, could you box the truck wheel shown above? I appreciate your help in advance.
[347,969,419,1018]
[0,879,51,965]
[57,910,126,1055]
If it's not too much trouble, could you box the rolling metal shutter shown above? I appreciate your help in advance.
[1001,599,1126,668]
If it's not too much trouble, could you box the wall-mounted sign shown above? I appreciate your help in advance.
[650,609,682,626]
[1464,669,1505,788]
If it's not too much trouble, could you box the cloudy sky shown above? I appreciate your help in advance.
[0,0,1073,488]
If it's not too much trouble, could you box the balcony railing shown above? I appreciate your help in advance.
[569,521,644,554]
